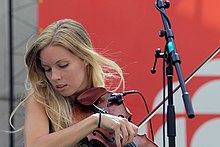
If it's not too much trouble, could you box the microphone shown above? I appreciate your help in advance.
[108,90,138,104]
[108,93,123,104]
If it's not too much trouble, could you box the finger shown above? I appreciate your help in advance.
[130,122,138,135]
[125,122,137,144]
[114,124,122,147]
[120,121,129,146]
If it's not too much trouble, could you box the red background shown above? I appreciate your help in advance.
[38,0,220,146]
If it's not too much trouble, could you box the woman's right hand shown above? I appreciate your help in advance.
[98,114,138,147]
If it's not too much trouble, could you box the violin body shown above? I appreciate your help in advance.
[72,87,158,147]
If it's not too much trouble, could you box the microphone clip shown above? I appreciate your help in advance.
[151,48,165,74]
[108,93,123,105]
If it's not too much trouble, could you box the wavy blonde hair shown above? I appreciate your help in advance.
[11,19,125,133]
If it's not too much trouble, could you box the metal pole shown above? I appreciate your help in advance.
[8,0,14,146]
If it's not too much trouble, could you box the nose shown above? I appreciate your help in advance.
[51,69,61,80]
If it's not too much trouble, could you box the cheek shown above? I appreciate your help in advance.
[72,67,86,81]
[68,66,87,85]
[43,72,55,87]
[45,73,52,82]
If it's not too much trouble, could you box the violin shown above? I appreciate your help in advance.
[71,87,158,147]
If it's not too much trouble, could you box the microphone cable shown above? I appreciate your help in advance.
[115,90,155,142]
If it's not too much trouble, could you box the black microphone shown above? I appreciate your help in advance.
[108,90,138,104]
[108,93,123,104]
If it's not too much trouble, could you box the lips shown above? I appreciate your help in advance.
[55,84,67,91]
[56,84,66,88]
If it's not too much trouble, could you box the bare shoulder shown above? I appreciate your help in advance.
[25,95,48,123]
[25,95,44,110]
[24,95,49,144]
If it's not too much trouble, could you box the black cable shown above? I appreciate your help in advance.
[122,90,155,142]
[154,1,174,146]
[162,50,166,147]
[155,0,172,29]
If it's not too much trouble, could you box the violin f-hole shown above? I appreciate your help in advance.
[92,130,115,143]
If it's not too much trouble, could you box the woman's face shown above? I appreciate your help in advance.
[39,46,89,97]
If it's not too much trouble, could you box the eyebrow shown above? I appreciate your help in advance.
[40,59,68,67]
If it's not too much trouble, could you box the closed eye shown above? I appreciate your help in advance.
[44,67,51,72]
[59,64,68,69]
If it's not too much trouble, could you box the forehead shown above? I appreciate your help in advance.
[39,46,75,65]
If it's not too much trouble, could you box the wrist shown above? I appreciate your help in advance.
[92,113,101,128]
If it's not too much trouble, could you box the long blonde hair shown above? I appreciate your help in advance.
[11,19,125,132]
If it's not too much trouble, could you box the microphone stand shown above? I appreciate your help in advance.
[152,1,195,147]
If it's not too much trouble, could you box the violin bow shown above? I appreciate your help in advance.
[138,46,220,129]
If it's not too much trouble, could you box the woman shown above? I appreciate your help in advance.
[18,19,138,147]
